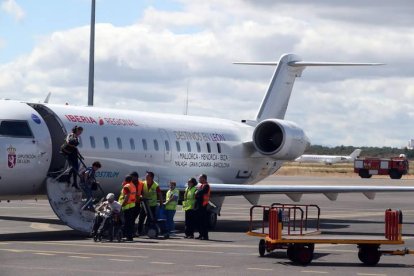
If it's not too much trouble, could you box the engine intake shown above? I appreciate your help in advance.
[253,119,309,160]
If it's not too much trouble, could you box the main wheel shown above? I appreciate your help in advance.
[358,245,381,266]
[258,239,266,257]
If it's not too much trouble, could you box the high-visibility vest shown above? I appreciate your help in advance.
[143,180,159,207]
[200,183,210,207]
[121,182,136,210]
[165,188,179,211]
[136,180,144,203]
[118,181,128,202]
[182,186,197,211]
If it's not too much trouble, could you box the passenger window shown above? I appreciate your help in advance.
[176,141,181,152]
[78,136,83,148]
[206,142,211,153]
[117,137,122,150]
[186,141,191,152]
[217,143,221,153]
[196,142,201,153]
[130,138,135,150]
[154,139,159,151]
[90,136,96,149]
[103,137,109,149]
[142,139,147,151]
[165,140,170,151]
[0,120,33,138]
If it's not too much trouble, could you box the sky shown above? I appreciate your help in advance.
[1,0,413,148]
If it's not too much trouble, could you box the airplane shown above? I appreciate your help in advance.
[295,149,362,165]
[1,53,414,233]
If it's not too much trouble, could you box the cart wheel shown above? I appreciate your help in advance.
[258,239,266,257]
[147,227,159,239]
[295,246,313,265]
[358,245,381,266]
[93,235,98,242]
[287,245,296,262]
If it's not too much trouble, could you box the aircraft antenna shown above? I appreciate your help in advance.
[87,0,96,106]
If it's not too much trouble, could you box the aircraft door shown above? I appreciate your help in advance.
[0,103,52,196]
[159,129,172,162]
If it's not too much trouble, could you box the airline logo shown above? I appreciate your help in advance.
[65,114,138,127]
[7,145,16,169]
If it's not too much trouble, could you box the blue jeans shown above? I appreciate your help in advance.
[80,183,93,208]
[165,209,176,233]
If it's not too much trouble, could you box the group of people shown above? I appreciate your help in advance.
[61,125,212,241]
[92,171,211,242]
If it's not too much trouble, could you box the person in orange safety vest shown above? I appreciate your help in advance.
[195,174,210,240]
[119,175,136,241]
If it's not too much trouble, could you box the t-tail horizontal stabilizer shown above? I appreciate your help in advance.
[234,53,384,121]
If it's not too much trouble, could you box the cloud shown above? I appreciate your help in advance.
[1,1,414,147]
[1,0,25,21]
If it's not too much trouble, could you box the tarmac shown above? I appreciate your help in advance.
[1,175,414,276]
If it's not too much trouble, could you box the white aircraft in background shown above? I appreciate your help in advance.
[1,53,414,233]
[295,149,362,165]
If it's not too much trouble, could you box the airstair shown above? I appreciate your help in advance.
[46,159,104,233]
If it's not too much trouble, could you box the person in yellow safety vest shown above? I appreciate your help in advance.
[164,181,179,236]
[136,171,163,236]
[195,173,211,240]
[119,175,136,241]
[183,178,198,239]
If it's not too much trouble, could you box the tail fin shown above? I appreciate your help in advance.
[350,149,362,159]
[234,53,383,122]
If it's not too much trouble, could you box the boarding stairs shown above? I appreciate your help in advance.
[46,155,105,233]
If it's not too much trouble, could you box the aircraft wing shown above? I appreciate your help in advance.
[208,184,414,202]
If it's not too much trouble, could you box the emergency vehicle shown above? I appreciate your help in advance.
[354,156,409,179]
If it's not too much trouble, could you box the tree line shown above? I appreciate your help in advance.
[305,145,414,159]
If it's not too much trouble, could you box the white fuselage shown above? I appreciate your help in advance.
[295,154,351,165]
[0,100,285,199]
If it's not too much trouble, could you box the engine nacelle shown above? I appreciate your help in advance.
[252,119,310,160]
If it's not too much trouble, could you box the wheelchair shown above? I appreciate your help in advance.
[93,211,123,242]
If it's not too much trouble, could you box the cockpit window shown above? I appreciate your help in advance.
[0,120,33,138]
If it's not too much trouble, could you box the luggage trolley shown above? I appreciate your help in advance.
[247,204,414,265]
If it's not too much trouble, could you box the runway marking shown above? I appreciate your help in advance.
[30,223,58,231]
[0,248,148,259]
[247,267,273,271]
[150,261,175,265]
[301,271,329,274]
[69,255,92,259]
[34,252,55,256]
[357,274,387,276]
[195,265,223,268]
[109,259,133,262]
[20,241,227,254]
[0,264,138,275]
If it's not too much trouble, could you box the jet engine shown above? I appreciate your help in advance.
[252,119,309,160]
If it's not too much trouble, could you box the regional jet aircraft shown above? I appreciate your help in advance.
[295,149,362,165]
[1,53,413,233]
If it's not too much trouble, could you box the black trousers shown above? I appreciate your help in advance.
[67,152,79,186]
[196,206,209,239]
[123,208,135,239]
[185,209,196,237]
[137,205,156,234]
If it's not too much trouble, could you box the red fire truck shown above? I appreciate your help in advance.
[354,156,409,179]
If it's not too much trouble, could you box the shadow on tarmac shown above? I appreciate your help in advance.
[264,252,413,268]
[0,230,88,242]
[0,216,64,225]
